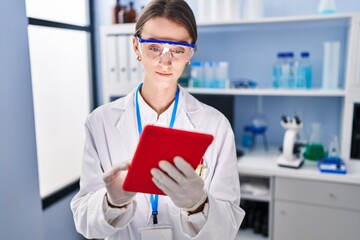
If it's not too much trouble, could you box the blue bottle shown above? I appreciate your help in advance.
[287,52,295,88]
[190,62,204,88]
[297,52,312,89]
[273,53,284,88]
[280,52,291,88]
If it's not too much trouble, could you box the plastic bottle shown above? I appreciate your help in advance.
[297,52,312,89]
[280,52,291,88]
[215,61,229,88]
[273,53,284,88]
[287,52,295,88]
[204,61,215,88]
[190,62,204,88]
[318,0,337,14]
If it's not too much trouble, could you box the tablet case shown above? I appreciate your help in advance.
[123,125,214,195]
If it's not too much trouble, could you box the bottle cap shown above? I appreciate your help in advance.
[191,62,202,67]
[301,52,310,58]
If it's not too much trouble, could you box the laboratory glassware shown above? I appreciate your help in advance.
[304,122,325,161]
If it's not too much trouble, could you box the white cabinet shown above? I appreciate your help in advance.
[238,175,274,239]
[274,177,360,240]
[274,201,360,240]
[237,151,360,240]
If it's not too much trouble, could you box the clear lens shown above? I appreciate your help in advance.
[140,42,193,62]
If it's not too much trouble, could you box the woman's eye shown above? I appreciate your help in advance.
[172,49,185,54]
[149,47,161,53]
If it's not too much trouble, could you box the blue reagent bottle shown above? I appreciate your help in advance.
[297,52,312,89]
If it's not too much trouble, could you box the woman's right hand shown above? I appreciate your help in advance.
[103,162,136,207]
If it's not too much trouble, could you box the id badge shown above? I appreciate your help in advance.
[140,226,173,240]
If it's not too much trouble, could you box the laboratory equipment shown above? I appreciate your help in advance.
[242,0,264,20]
[190,61,229,88]
[279,52,295,88]
[287,52,295,88]
[243,96,268,151]
[303,122,325,161]
[322,41,340,89]
[297,52,312,89]
[273,53,284,88]
[277,115,304,168]
[232,78,257,88]
[318,0,337,14]
[112,0,122,24]
[197,0,241,22]
[214,61,229,88]
[318,135,346,174]
[189,62,204,88]
[318,157,347,174]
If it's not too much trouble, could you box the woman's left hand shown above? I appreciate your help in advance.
[151,156,207,212]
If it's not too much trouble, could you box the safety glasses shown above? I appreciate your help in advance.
[137,37,195,63]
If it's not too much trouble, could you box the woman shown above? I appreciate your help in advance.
[71,0,245,239]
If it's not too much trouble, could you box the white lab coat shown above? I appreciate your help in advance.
[71,86,245,240]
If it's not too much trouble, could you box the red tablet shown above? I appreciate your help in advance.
[123,125,214,195]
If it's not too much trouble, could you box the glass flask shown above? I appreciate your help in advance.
[304,122,325,161]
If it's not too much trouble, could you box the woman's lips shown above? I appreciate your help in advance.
[156,71,172,77]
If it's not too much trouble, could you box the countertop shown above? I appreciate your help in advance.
[237,148,360,185]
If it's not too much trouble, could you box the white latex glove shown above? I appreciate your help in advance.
[103,162,136,207]
[151,156,207,212]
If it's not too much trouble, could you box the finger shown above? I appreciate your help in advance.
[174,156,197,178]
[158,160,186,184]
[152,177,175,196]
[151,168,180,192]
[113,161,130,171]
[103,162,129,183]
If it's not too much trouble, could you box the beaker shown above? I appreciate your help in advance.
[304,122,325,161]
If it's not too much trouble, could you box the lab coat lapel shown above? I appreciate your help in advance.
[114,90,139,159]
[175,86,204,131]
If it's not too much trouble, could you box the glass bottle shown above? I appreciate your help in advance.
[304,122,325,161]
[318,0,337,14]
[125,1,136,23]
[273,53,284,88]
[297,52,312,89]
[112,0,121,24]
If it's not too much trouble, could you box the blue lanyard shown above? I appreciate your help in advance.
[135,83,179,224]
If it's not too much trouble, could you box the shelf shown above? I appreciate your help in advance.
[237,147,360,185]
[101,13,360,35]
[236,229,269,240]
[197,13,359,27]
[241,193,271,202]
[187,88,346,97]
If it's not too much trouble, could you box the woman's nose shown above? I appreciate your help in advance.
[158,47,173,65]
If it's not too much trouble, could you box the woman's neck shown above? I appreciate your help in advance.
[140,82,177,116]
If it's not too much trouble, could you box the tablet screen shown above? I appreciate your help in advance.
[123,125,214,195]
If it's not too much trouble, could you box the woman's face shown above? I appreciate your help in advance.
[133,17,193,90]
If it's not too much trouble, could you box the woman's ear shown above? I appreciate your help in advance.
[132,36,142,60]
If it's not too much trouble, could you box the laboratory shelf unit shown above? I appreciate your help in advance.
[100,12,360,240]
[238,173,273,240]
[186,88,346,97]
[197,13,357,27]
